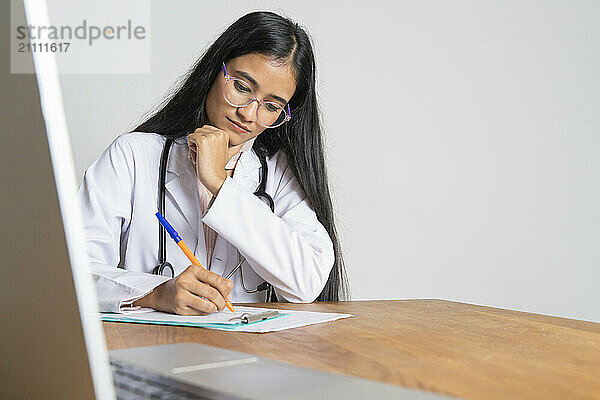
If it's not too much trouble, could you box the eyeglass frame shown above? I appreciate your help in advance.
[221,62,292,129]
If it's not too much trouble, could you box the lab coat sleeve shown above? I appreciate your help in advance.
[201,161,335,303]
[76,135,170,313]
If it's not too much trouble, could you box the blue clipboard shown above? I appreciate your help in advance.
[101,310,288,330]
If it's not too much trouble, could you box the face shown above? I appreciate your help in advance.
[204,53,297,146]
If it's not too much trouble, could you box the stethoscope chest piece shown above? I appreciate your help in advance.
[152,261,174,278]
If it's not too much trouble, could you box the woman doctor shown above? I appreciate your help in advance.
[77,11,348,315]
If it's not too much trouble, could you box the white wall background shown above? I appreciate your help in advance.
[54,0,600,322]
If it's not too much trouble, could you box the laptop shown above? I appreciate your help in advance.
[2,1,457,398]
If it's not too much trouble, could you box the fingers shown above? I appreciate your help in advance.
[188,129,244,163]
[170,265,233,314]
[189,265,234,304]
[190,125,224,141]
[188,128,229,155]
[152,266,234,315]
[178,277,226,311]
[194,125,220,133]
[175,292,218,315]
[195,129,227,142]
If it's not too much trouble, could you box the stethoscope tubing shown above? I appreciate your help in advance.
[156,137,276,299]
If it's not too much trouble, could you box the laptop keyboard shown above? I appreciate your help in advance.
[110,359,241,400]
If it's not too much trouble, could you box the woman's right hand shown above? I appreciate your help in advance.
[133,265,234,315]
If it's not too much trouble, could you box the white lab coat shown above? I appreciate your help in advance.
[76,132,335,313]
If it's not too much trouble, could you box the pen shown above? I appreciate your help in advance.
[155,211,235,312]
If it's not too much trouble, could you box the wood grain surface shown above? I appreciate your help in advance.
[103,299,600,400]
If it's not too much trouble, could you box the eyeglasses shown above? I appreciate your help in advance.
[221,62,292,129]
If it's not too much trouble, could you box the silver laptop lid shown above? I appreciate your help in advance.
[1,1,114,399]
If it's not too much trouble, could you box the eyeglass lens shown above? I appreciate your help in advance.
[223,79,287,128]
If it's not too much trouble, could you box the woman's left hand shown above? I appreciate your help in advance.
[187,125,243,196]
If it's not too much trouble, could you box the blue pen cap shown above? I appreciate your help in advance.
[155,212,182,243]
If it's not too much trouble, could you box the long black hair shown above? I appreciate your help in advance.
[130,11,349,301]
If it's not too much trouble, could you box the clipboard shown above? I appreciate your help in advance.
[228,310,279,324]
[100,308,284,330]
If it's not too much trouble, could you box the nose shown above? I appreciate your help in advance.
[236,98,259,123]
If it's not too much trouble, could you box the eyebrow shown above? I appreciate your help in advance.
[233,69,289,105]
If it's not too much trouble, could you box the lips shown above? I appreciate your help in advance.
[227,117,250,132]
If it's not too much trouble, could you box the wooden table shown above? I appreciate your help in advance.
[103,299,600,400]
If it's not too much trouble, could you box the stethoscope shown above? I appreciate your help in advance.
[152,138,277,302]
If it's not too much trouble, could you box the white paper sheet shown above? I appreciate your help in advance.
[218,307,353,333]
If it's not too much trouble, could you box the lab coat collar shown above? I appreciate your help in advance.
[165,139,262,183]
[234,145,262,188]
